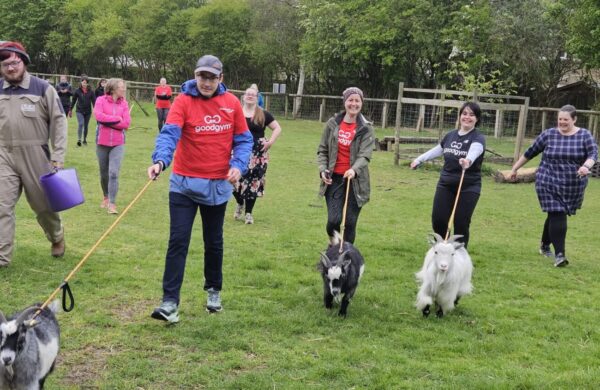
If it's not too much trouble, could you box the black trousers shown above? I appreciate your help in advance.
[541,212,567,255]
[432,184,480,248]
[156,108,169,132]
[162,192,226,305]
[324,174,361,244]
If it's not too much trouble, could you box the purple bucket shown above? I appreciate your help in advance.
[39,168,85,212]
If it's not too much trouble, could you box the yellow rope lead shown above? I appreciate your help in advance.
[33,179,155,318]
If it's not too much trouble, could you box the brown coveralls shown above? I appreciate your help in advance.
[0,72,67,265]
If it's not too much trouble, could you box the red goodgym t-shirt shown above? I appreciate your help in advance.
[333,121,357,174]
[155,86,172,109]
[166,91,248,179]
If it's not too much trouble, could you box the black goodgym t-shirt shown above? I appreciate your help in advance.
[438,129,486,193]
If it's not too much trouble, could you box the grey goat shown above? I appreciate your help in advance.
[317,231,365,317]
[0,301,60,390]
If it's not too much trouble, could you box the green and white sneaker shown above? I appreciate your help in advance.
[206,288,222,313]
[151,301,179,323]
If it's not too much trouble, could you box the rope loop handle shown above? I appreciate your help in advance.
[60,281,75,312]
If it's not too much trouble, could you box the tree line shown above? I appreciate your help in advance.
[1,0,598,107]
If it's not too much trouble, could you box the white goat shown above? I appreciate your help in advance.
[415,233,473,318]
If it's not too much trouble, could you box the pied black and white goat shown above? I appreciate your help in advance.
[317,231,365,317]
[415,233,473,318]
[0,301,60,390]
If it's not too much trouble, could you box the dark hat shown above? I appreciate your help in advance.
[0,41,30,65]
[195,55,223,76]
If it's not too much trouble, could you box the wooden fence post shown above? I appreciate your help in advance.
[513,97,530,163]
[438,85,446,140]
[541,110,547,133]
[416,104,425,132]
[381,102,388,129]
[494,110,504,138]
[284,94,289,119]
[319,98,326,122]
[394,82,404,166]
[265,95,270,111]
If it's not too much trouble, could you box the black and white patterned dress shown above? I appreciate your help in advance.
[524,128,598,215]
[234,111,275,200]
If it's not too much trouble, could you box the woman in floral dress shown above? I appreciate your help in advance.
[232,87,282,224]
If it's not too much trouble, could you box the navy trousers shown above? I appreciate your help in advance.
[162,192,227,305]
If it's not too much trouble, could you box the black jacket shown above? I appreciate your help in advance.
[71,87,95,114]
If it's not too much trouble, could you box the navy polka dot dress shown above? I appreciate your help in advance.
[524,128,598,215]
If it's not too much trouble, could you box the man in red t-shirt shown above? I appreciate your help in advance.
[154,77,172,132]
[147,55,253,323]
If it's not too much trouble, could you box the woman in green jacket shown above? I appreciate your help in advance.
[317,87,375,244]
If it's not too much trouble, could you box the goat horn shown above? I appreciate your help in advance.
[431,232,444,243]
[320,252,332,268]
[0,311,6,324]
[15,306,41,326]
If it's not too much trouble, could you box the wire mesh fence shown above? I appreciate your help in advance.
[33,73,600,165]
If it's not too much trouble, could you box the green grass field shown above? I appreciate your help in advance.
[2,103,599,389]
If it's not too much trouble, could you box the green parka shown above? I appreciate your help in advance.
[317,112,375,207]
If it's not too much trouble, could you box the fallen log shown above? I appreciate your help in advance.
[494,167,537,183]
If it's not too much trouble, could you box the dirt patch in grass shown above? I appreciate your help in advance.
[57,344,119,387]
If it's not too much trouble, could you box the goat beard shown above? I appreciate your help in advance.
[5,365,14,380]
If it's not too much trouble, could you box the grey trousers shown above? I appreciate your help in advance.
[96,144,125,204]
[0,145,63,265]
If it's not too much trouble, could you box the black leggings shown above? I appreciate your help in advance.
[432,185,480,248]
[325,174,361,244]
[232,192,256,214]
[541,212,567,255]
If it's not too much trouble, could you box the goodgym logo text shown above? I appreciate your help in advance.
[195,114,232,133]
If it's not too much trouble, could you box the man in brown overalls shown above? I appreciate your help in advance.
[0,41,67,267]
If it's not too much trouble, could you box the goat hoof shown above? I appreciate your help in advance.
[338,311,347,318]
[436,308,444,318]
[422,305,430,317]
[454,297,461,306]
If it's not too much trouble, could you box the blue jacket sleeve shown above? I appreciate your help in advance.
[230,130,253,175]
[151,123,182,168]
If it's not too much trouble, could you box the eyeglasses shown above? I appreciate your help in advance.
[195,73,220,82]
[1,60,22,69]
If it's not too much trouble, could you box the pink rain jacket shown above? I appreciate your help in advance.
[94,95,131,146]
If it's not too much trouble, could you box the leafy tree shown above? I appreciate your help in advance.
[567,0,600,69]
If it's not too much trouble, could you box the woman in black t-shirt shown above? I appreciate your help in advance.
[410,102,486,248]
[232,87,282,224]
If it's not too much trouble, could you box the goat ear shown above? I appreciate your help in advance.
[320,252,331,268]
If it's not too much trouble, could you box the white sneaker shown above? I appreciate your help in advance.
[245,213,254,224]
[233,204,243,220]
[206,288,222,313]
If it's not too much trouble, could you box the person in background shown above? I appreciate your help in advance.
[70,74,95,146]
[232,87,282,224]
[147,55,252,323]
[95,78,107,98]
[317,87,374,244]
[510,104,597,267]
[154,77,172,132]
[250,83,264,109]
[0,41,68,266]
[56,74,72,115]
[410,101,486,249]
[94,78,131,215]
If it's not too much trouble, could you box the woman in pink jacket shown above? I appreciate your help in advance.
[94,78,131,214]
